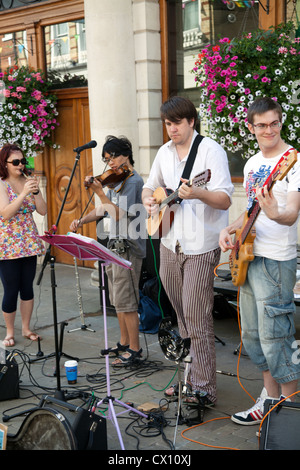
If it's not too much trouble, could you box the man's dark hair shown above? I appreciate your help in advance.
[160,96,198,128]
[102,135,134,165]
[247,97,282,124]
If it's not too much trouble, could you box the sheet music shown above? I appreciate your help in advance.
[39,232,132,269]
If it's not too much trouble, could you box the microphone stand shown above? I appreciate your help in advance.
[33,149,83,400]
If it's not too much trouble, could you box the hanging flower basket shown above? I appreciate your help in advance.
[192,22,300,159]
[0,65,60,157]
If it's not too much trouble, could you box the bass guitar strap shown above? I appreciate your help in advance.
[176,133,204,203]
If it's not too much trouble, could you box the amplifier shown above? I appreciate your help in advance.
[40,396,107,450]
[260,398,300,450]
[7,395,107,450]
[0,350,19,401]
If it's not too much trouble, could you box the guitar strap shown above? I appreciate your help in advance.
[176,133,204,203]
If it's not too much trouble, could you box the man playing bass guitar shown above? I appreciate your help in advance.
[219,97,300,426]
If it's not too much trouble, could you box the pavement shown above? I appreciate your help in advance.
[0,261,300,456]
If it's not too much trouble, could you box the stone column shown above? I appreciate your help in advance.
[84,0,162,179]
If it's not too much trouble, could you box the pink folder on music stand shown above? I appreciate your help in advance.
[39,232,132,269]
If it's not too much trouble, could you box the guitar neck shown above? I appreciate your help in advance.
[160,188,180,209]
[235,169,279,250]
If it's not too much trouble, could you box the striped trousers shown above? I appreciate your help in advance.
[160,243,220,403]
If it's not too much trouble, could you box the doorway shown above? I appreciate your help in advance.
[47,88,96,267]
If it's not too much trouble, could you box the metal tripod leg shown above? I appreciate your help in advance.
[68,257,96,333]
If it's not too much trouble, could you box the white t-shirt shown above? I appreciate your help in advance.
[243,147,300,261]
[143,131,234,254]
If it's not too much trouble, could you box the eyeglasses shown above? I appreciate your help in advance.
[252,121,282,130]
[6,158,28,166]
[101,153,120,164]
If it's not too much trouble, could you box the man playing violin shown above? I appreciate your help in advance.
[70,135,146,365]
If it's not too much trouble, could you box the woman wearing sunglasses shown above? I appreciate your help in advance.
[0,143,47,347]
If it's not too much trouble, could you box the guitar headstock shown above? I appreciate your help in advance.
[193,169,211,187]
[272,149,298,182]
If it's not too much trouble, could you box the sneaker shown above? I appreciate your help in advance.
[231,388,268,426]
[279,395,291,402]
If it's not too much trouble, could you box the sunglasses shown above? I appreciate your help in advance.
[6,158,28,166]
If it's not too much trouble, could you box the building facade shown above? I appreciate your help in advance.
[0,0,298,264]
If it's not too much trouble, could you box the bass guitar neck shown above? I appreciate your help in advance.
[229,148,298,287]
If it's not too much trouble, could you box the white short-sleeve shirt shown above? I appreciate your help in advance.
[243,147,300,261]
[143,131,234,254]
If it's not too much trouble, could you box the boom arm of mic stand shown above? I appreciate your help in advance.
[37,152,81,286]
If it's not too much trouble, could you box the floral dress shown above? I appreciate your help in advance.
[0,180,45,260]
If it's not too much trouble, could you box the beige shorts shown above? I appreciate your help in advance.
[105,252,143,313]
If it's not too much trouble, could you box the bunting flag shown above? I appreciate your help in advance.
[221,0,255,6]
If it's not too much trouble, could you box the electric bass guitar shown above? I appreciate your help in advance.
[147,169,211,238]
[229,148,298,287]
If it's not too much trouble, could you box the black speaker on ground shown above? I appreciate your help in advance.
[0,350,19,401]
[7,396,107,450]
[259,399,300,450]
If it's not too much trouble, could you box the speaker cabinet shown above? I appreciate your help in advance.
[0,351,19,401]
[7,396,107,450]
[260,398,300,450]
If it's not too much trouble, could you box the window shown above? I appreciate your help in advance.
[0,30,29,69]
[44,20,88,88]
[167,0,259,177]
[0,0,49,11]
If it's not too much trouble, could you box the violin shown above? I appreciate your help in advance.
[84,164,132,189]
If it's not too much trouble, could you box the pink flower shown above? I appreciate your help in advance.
[278,47,288,54]
[253,74,259,80]
[260,66,267,70]
[31,89,42,100]
[21,116,27,122]
[256,46,262,52]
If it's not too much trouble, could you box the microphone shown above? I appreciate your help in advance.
[73,140,97,153]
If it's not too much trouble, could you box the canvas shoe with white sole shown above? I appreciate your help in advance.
[231,388,269,426]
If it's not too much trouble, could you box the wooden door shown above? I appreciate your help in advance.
[47,88,96,267]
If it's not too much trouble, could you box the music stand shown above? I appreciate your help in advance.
[40,232,148,450]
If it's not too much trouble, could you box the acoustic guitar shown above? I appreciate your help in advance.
[147,169,211,238]
[229,149,298,287]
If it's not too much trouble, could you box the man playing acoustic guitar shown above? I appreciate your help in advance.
[142,96,234,406]
[219,97,300,425]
